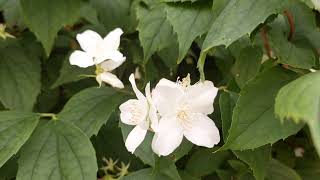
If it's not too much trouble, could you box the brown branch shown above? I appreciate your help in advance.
[284,10,295,41]
[261,26,272,59]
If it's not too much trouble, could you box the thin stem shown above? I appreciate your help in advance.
[284,10,295,41]
[39,113,58,121]
[218,86,230,93]
[78,74,96,78]
[261,26,272,59]
[197,50,209,81]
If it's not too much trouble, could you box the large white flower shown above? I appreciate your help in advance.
[119,74,158,153]
[69,28,125,68]
[151,75,220,156]
[69,28,126,88]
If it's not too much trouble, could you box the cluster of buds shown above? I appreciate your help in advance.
[99,157,130,180]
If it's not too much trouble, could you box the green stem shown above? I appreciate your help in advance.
[197,50,209,81]
[39,113,58,121]
[78,74,96,78]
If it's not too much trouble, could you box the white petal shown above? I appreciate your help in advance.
[125,125,147,153]
[103,28,124,50]
[157,78,183,90]
[96,74,102,87]
[76,30,103,54]
[145,83,158,131]
[99,72,124,89]
[120,99,148,126]
[186,81,218,114]
[95,50,126,65]
[99,57,126,72]
[152,116,183,156]
[129,74,146,101]
[69,50,94,68]
[312,0,320,11]
[152,79,183,117]
[184,113,220,148]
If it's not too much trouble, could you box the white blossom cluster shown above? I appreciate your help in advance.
[70,29,220,156]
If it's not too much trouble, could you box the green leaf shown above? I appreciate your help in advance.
[52,56,95,88]
[163,0,199,2]
[0,155,18,180]
[20,0,81,55]
[300,0,315,8]
[171,139,193,161]
[165,1,213,63]
[268,16,316,69]
[58,87,129,137]
[186,148,230,177]
[120,122,191,166]
[296,159,320,180]
[120,122,157,166]
[137,4,175,62]
[202,0,289,51]
[90,0,136,32]
[157,38,180,68]
[275,71,320,127]
[1,0,24,28]
[266,159,301,180]
[287,1,320,49]
[219,91,238,141]
[91,113,144,170]
[233,145,271,180]
[216,169,234,180]
[0,41,41,111]
[80,2,100,25]
[154,158,181,180]
[232,46,263,88]
[123,158,181,180]
[16,121,98,180]
[221,67,304,150]
[0,111,39,167]
[275,71,320,156]
[123,168,174,180]
[178,171,200,180]
[228,159,255,179]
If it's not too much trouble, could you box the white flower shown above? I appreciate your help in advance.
[294,147,304,158]
[151,75,220,156]
[69,28,125,68]
[119,74,158,153]
[312,0,320,11]
[310,69,317,73]
[95,58,126,88]
[69,28,126,88]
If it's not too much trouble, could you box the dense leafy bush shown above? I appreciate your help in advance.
[0,0,320,179]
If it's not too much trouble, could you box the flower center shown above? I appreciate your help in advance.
[177,110,188,121]
[95,64,104,75]
[176,103,192,130]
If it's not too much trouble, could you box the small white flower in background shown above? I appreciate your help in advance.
[309,68,317,73]
[70,28,125,67]
[119,74,158,153]
[312,0,320,11]
[151,74,220,156]
[69,28,126,88]
[294,147,304,158]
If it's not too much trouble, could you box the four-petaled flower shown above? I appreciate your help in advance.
[69,28,125,88]
[151,75,220,156]
[119,74,158,153]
